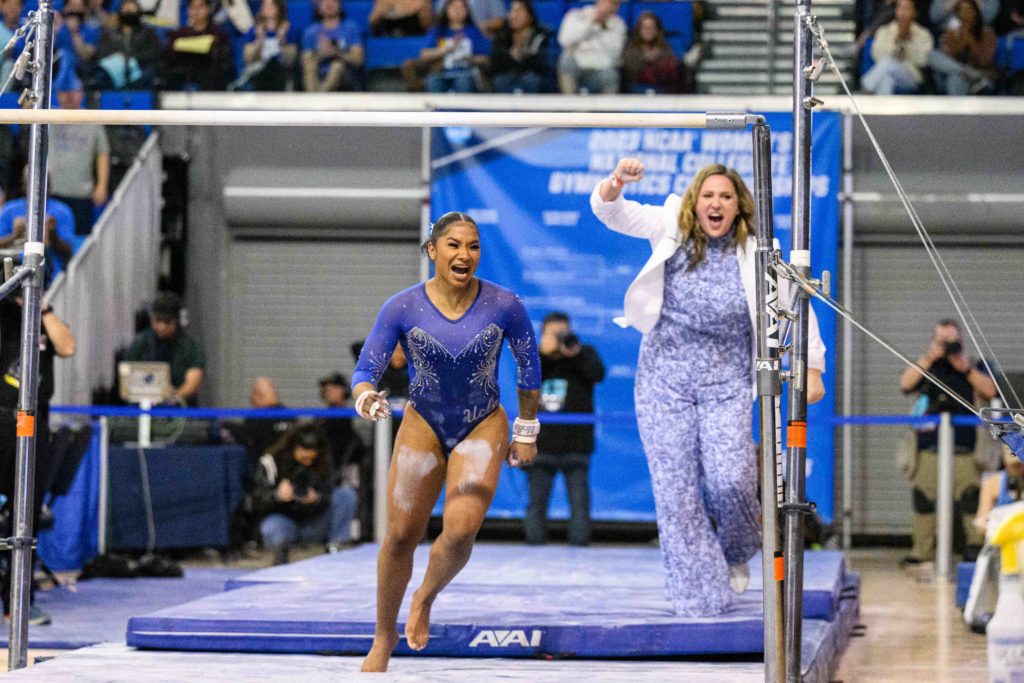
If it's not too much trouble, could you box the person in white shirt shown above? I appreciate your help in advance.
[862,0,934,94]
[556,0,626,94]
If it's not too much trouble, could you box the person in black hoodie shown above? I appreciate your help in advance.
[524,311,604,546]
[254,424,358,564]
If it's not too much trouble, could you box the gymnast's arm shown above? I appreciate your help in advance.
[352,297,403,419]
[505,294,541,466]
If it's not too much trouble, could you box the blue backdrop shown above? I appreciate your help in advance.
[430,112,841,523]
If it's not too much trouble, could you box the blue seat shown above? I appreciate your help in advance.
[630,1,693,54]
[364,35,430,69]
[288,0,316,37]
[99,90,155,133]
[1009,35,1024,71]
[861,36,874,75]
[0,92,20,109]
[344,0,373,34]
[533,0,564,32]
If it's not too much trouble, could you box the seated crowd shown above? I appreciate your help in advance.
[858,0,1024,94]
[0,0,695,95]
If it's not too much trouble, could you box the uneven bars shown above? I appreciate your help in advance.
[0,109,757,129]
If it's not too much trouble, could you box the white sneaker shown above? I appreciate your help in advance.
[729,563,750,594]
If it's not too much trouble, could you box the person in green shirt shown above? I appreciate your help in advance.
[124,291,206,405]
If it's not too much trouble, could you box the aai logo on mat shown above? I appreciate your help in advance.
[468,629,543,648]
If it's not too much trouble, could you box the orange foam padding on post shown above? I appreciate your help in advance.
[787,421,807,449]
[16,412,34,437]
[774,553,785,581]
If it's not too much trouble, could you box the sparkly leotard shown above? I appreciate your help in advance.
[352,279,541,455]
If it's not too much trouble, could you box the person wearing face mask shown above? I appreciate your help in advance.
[93,0,163,90]
[590,160,827,617]
[351,211,541,672]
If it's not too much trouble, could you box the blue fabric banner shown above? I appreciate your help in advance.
[431,112,841,523]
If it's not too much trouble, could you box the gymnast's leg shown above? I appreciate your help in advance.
[361,405,446,673]
[405,407,510,651]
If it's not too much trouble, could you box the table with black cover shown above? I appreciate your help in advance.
[106,445,248,550]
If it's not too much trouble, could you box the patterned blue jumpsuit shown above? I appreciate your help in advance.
[635,234,762,616]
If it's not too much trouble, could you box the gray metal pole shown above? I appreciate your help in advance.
[419,124,432,282]
[373,416,393,543]
[752,120,784,683]
[97,416,110,556]
[785,0,815,678]
[7,1,55,670]
[841,113,854,555]
[935,412,954,581]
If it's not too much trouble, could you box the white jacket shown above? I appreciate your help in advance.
[590,185,826,372]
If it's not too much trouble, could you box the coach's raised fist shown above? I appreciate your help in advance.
[614,158,645,183]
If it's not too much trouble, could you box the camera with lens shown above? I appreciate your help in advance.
[558,332,580,350]
[943,340,963,357]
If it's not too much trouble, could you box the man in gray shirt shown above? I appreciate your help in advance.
[49,71,110,236]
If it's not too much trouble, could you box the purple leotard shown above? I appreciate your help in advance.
[352,279,541,455]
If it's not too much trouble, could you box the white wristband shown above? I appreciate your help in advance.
[512,417,540,444]
[355,390,389,420]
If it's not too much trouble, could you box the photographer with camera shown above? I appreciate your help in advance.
[524,311,605,546]
[253,424,358,565]
[898,318,996,569]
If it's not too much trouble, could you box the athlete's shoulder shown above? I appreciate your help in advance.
[477,278,521,302]
[381,283,425,311]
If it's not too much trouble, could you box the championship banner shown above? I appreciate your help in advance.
[431,112,841,524]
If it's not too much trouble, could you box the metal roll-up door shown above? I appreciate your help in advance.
[225,239,421,407]
[848,243,1024,535]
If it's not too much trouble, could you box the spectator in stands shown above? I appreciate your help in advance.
[861,0,934,94]
[317,372,367,479]
[928,0,997,94]
[55,0,101,79]
[622,10,689,94]
[0,169,80,281]
[898,318,996,569]
[92,0,164,90]
[488,0,550,93]
[163,0,235,91]
[525,311,605,546]
[931,0,998,31]
[432,0,504,36]
[0,295,75,627]
[556,0,626,94]
[0,0,23,87]
[48,71,110,236]
[301,0,364,92]
[241,0,298,91]
[402,0,489,92]
[254,424,359,564]
[123,291,206,405]
[369,0,431,36]
[236,376,294,468]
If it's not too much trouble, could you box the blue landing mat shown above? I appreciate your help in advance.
[226,545,847,619]
[127,546,856,660]
[0,569,246,649]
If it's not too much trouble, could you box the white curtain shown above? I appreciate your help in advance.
[46,134,162,408]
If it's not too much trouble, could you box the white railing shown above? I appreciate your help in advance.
[45,134,163,408]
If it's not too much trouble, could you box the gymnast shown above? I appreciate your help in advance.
[353,211,542,672]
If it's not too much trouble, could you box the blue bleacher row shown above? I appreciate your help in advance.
[14,0,694,91]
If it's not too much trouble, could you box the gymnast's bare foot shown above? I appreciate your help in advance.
[360,632,399,672]
[405,589,433,651]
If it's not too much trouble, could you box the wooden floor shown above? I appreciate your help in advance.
[834,547,987,682]
[5,546,988,680]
